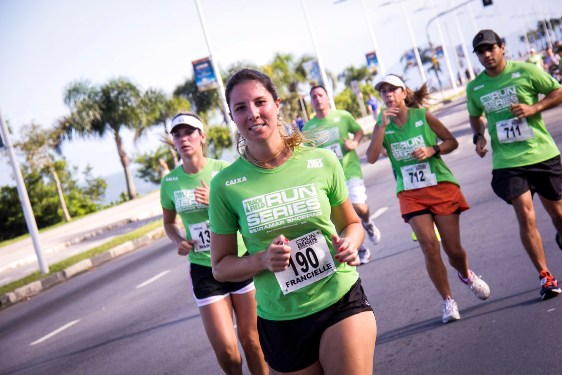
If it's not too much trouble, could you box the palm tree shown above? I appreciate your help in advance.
[59,77,167,200]
[16,123,72,222]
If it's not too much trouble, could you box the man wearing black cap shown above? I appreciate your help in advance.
[466,29,562,300]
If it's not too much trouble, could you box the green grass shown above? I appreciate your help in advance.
[0,219,163,296]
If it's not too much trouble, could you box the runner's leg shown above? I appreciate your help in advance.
[231,290,268,375]
[433,214,469,278]
[410,214,453,299]
[319,311,376,375]
[511,192,549,272]
[199,296,243,375]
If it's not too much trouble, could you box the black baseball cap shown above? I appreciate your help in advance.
[472,29,503,52]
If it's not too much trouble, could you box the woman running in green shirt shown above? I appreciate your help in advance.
[160,113,267,374]
[366,74,491,324]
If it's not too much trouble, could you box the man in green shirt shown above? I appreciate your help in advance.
[304,85,381,264]
[467,29,562,300]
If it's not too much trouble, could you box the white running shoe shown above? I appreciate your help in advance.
[459,270,491,300]
[442,297,460,324]
[362,219,381,245]
[358,245,371,265]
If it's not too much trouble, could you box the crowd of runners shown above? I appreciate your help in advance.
[160,28,562,374]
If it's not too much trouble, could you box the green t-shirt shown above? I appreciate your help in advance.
[208,147,359,321]
[467,60,560,169]
[303,109,363,180]
[160,158,246,267]
[381,107,458,194]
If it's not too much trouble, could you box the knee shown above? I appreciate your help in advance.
[215,344,242,368]
[238,333,262,354]
[418,238,440,259]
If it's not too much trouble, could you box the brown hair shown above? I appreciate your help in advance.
[404,83,431,108]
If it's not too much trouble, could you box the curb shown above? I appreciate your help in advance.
[0,227,166,310]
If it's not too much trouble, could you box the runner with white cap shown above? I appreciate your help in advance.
[367,74,491,323]
[160,112,267,374]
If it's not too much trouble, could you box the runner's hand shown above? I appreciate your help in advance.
[264,235,291,272]
[194,179,209,205]
[177,239,195,256]
[411,146,433,161]
[510,103,536,119]
[332,234,360,266]
[475,137,488,158]
[344,138,359,151]
[380,107,400,128]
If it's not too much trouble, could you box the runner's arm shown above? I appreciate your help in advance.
[211,232,291,282]
[425,111,458,155]
[366,124,385,164]
[469,116,488,158]
[330,199,363,266]
[162,207,194,256]
[510,87,562,119]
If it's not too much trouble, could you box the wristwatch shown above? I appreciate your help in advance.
[432,145,441,156]
[473,133,484,144]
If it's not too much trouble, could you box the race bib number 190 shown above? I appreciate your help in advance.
[275,230,336,295]
[188,221,211,252]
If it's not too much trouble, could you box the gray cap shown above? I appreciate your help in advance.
[472,29,502,51]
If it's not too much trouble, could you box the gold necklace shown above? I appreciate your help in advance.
[244,145,288,168]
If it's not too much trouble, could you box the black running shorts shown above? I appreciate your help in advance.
[491,155,562,204]
[189,263,253,299]
[257,278,374,372]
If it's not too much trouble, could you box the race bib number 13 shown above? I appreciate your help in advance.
[275,230,336,295]
[188,221,211,252]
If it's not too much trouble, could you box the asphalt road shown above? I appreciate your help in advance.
[1,96,561,374]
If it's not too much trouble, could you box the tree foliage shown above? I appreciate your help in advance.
[0,161,106,242]
[59,77,175,200]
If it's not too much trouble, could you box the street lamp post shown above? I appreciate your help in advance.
[300,0,336,110]
[193,0,236,138]
[453,13,476,81]
[358,0,387,76]
[0,112,49,275]
[429,0,458,93]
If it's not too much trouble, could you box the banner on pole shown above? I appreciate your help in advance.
[303,59,323,86]
[192,57,219,92]
[434,45,444,58]
[365,51,379,73]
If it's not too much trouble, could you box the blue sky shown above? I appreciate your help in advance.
[1,0,560,187]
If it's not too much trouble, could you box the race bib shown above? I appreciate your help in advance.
[275,230,336,295]
[188,221,211,252]
[323,143,343,159]
[496,118,533,143]
[401,162,437,190]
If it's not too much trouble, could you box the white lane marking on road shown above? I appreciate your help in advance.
[547,308,556,312]
[371,207,388,220]
[136,270,171,289]
[30,319,81,346]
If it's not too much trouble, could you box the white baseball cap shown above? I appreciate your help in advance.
[374,75,406,91]
[169,114,205,133]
